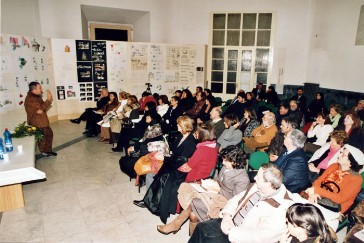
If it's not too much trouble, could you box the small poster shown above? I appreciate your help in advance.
[77,62,93,82]
[66,85,76,98]
[93,62,107,81]
[57,86,65,100]
[91,41,107,62]
[76,40,92,61]
[79,82,93,101]
[93,82,108,101]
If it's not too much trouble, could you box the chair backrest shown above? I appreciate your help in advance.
[249,151,269,170]
[215,97,223,106]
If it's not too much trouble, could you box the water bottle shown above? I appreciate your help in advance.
[4,128,13,152]
[0,138,4,160]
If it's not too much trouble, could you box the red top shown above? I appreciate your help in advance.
[183,141,218,182]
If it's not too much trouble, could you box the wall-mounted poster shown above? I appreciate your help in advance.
[76,40,91,61]
[91,41,106,62]
[56,86,65,100]
[77,62,93,82]
[79,82,93,101]
[93,62,107,81]
[93,82,108,101]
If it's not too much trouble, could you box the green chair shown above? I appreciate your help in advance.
[215,97,223,107]
[248,151,269,171]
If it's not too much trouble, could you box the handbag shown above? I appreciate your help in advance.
[317,180,341,212]
[134,152,163,175]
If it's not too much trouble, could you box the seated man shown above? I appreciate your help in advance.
[274,129,310,193]
[289,99,304,129]
[189,163,293,243]
[242,111,278,154]
[185,91,206,119]
[200,106,225,140]
[70,88,109,128]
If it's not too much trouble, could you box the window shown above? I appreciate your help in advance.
[208,12,274,97]
[89,23,132,41]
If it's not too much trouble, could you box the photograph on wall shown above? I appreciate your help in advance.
[79,82,93,101]
[91,41,107,62]
[66,85,76,98]
[76,40,92,61]
[93,82,108,101]
[93,62,107,81]
[77,62,93,82]
[56,86,65,100]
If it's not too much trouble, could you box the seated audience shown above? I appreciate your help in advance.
[139,122,218,224]
[289,99,305,129]
[275,101,291,128]
[265,85,279,106]
[161,96,183,133]
[157,145,249,235]
[305,144,364,213]
[85,91,120,137]
[139,91,157,112]
[280,203,337,243]
[275,129,310,193]
[290,87,307,114]
[243,111,278,153]
[307,92,328,122]
[204,107,225,140]
[203,88,217,107]
[157,95,169,117]
[228,89,245,106]
[217,114,242,151]
[98,91,121,142]
[304,112,334,153]
[338,112,364,151]
[252,82,266,102]
[308,130,348,183]
[328,104,343,129]
[110,95,139,148]
[268,116,297,162]
[119,116,164,179]
[238,107,260,137]
[196,96,215,122]
[179,89,195,112]
[174,90,182,98]
[185,91,206,119]
[112,101,161,152]
[189,163,293,243]
[245,91,257,111]
[70,88,109,127]
[223,91,248,120]
[350,99,364,123]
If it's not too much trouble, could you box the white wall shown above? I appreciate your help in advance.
[2,0,364,93]
[307,0,364,91]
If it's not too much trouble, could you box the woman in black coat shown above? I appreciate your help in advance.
[133,116,197,223]
[307,92,328,122]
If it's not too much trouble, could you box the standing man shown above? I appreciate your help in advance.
[290,87,307,114]
[24,81,56,157]
[252,82,265,102]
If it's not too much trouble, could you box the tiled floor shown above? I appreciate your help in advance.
[0,120,189,242]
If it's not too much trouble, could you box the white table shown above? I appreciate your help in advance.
[0,136,46,211]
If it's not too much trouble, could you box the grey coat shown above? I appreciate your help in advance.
[217,166,250,200]
[217,126,243,149]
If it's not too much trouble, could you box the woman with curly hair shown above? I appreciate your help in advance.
[281,203,337,243]
[157,145,249,236]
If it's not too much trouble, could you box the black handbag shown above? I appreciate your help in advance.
[318,181,341,212]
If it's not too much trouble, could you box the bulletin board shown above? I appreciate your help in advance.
[0,33,54,113]
[51,39,206,100]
